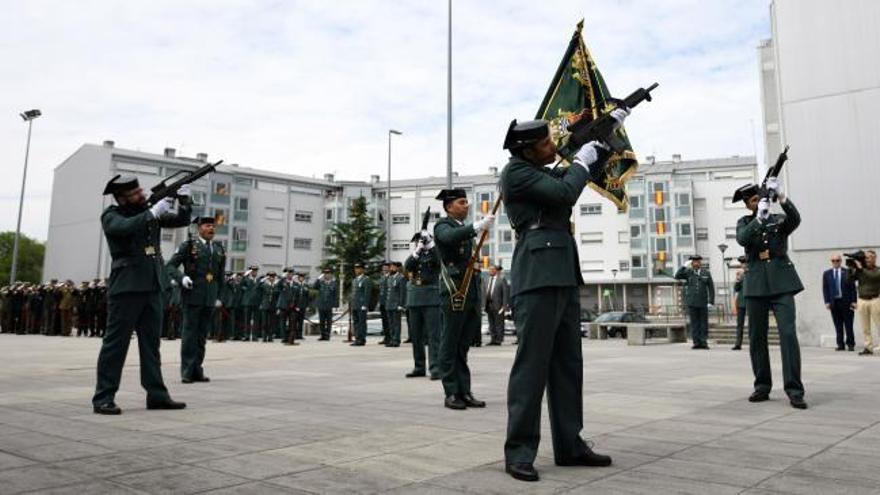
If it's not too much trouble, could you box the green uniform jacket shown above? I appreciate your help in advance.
[385,272,407,309]
[405,248,441,307]
[736,199,804,298]
[434,217,481,302]
[313,278,339,310]
[500,156,590,296]
[221,279,238,308]
[258,279,281,311]
[166,238,226,307]
[240,276,260,307]
[101,203,192,297]
[351,275,373,310]
[276,279,294,310]
[292,281,310,308]
[378,275,389,307]
[674,267,715,307]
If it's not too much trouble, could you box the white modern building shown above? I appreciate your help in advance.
[759,0,880,346]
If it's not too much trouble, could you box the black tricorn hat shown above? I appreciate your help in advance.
[103,174,140,195]
[435,188,467,205]
[192,216,215,225]
[689,255,703,261]
[737,255,747,263]
[503,119,550,150]
[732,183,760,203]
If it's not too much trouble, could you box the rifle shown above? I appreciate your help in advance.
[411,207,432,242]
[760,145,790,202]
[451,198,502,312]
[147,160,222,205]
[557,83,659,162]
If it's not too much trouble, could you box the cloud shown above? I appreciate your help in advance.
[0,0,770,241]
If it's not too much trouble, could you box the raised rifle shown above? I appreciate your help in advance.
[147,159,222,205]
[760,145,789,202]
[451,199,502,312]
[411,207,432,242]
[557,83,659,162]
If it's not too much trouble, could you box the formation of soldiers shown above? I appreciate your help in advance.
[0,279,107,336]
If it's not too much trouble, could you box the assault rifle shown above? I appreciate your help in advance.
[760,146,789,203]
[147,160,222,206]
[411,207,432,242]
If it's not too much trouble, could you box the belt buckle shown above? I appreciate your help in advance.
[758,250,770,261]
[206,273,214,283]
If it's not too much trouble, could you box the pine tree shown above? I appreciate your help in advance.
[323,196,386,297]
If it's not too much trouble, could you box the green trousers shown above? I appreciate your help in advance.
[438,298,479,397]
[409,305,440,374]
[505,286,588,464]
[746,294,804,399]
[93,292,171,406]
[352,308,368,344]
[181,305,214,380]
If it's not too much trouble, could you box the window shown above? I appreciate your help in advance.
[652,207,667,222]
[295,210,313,223]
[580,232,603,245]
[725,226,737,239]
[392,214,410,225]
[116,162,159,175]
[256,181,287,193]
[651,181,667,193]
[675,192,690,206]
[696,227,709,240]
[262,235,282,248]
[391,240,410,251]
[293,238,312,250]
[231,258,245,272]
[326,209,334,221]
[213,208,228,226]
[580,260,604,273]
[161,232,174,242]
[631,255,646,268]
[500,230,513,243]
[580,203,602,215]
[618,230,629,243]
[629,195,643,209]
[630,225,643,238]
[234,197,248,211]
[265,207,284,221]
[430,211,441,222]
[654,237,668,252]
[191,191,206,206]
[677,223,692,236]
[619,260,630,272]
[213,181,229,196]
[233,177,253,188]
[233,227,248,241]
[477,192,493,214]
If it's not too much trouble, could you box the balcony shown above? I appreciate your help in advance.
[677,236,693,248]
[631,268,648,279]
[233,211,248,222]
[232,241,247,252]
[214,225,229,236]
[210,194,230,205]
[675,206,692,217]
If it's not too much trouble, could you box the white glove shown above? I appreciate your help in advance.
[411,245,421,259]
[610,107,630,129]
[182,276,193,289]
[572,141,609,169]
[473,214,495,234]
[169,279,178,287]
[276,309,281,315]
[707,303,714,309]
[360,306,367,311]
[149,197,174,219]
[757,198,771,222]
[215,299,222,308]
[423,233,435,250]
[766,177,782,196]
[397,306,406,312]
[177,184,192,198]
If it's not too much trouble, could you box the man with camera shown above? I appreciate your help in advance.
[847,250,880,355]
[823,254,857,351]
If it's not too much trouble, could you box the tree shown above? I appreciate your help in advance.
[0,231,45,284]
[323,196,386,297]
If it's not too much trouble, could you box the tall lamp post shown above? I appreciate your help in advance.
[611,268,618,311]
[446,0,453,189]
[386,129,402,261]
[10,109,42,284]
[717,243,729,319]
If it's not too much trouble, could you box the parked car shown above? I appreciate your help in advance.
[590,311,649,338]
[580,308,597,323]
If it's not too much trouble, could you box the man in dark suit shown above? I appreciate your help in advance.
[483,264,509,345]
[92,175,189,414]
[823,254,857,351]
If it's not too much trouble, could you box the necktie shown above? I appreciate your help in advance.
[835,269,842,298]
[489,277,495,300]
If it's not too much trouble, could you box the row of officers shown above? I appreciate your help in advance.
[0,280,107,337]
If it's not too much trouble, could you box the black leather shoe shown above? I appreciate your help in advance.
[835,346,845,351]
[403,338,412,344]
[460,393,486,408]
[193,376,210,383]
[181,377,194,384]
[748,391,770,403]
[406,370,426,378]
[848,346,855,351]
[444,395,466,410]
[731,345,742,351]
[430,373,441,381]
[790,397,808,409]
[506,462,539,482]
[350,342,365,346]
[556,445,612,467]
[146,398,187,410]
[93,402,122,415]
[691,344,700,350]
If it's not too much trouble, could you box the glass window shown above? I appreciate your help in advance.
[392,214,410,224]
[677,223,692,236]
[580,232,603,244]
[234,197,248,211]
[630,225,643,238]
[676,192,690,206]
[233,177,253,188]
[696,227,709,240]
[580,203,602,215]
[265,207,284,221]
[629,195,643,209]
[231,258,245,272]
[213,181,229,195]
[191,191,206,206]
[326,209,334,221]
[295,211,313,223]
[725,226,737,239]
[293,238,312,250]
[618,230,629,243]
[213,208,228,226]
[256,181,286,193]
[619,260,630,272]
[391,241,410,251]
[652,207,667,222]
[262,235,282,248]
[580,260,604,272]
[654,237,668,252]
[500,230,513,243]
[116,161,159,175]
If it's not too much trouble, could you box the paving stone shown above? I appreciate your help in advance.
[632,457,777,488]
[0,465,92,494]
[111,465,252,494]
[267,465,410,494]
[573,470,742,494]
[0,451,36,471]
[200,450,322,480]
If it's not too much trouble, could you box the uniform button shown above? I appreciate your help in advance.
[545,242,551,246]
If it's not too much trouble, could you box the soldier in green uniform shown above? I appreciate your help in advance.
[349,263,373,346]
[732,257,747,351]
[404,230,442,379]
[92,175,189,414]
[240,265,261,340]
[384,262,407,347]
[292,272,310,340]
[313,269,338,341]
[434,188,493,410]
[167,216,226,382]
[734,180,807,409]
[220,273,239,341]
[674,255,715,349]
[276,269,300,346]
[378,262,391,345]
[163,279,182,340]
[259,271,281,342]
[500,117,625,481]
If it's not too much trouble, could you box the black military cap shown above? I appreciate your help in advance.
[381,261,391,267]
[435,188,467,206]
[192,216,215,225]
[322,268,331,273]
[737,255,747,263]
[689,255,703,261]
[353,263,364,269]
[297,271,307,277]
[102,174,140,195]
[732,183,760,203]
[248,264,259,271]
[266,271,277,277]
[282,267,292,273]
[503,119,550,150]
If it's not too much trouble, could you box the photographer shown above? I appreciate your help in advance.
[848,250,880,355]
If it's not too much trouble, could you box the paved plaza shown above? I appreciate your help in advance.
[1,334,879,494]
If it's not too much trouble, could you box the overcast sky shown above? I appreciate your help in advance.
[1,0,770,241]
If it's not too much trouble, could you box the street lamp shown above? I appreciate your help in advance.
[10,109,42,284]
[611,268,619,311]
[717,243,728,319]
[386,129,402,261]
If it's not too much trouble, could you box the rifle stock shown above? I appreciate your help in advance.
[451,197,502,311]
